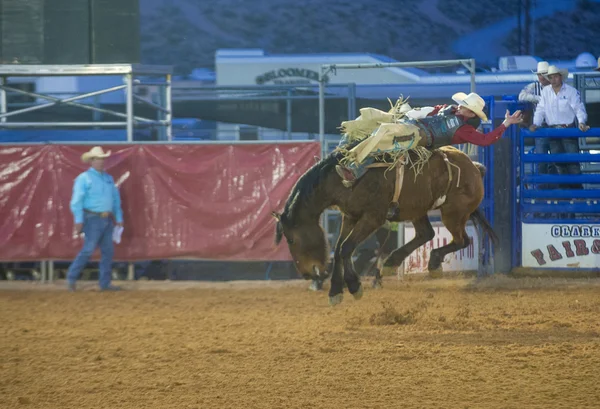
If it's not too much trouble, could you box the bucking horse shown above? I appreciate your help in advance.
[272,143,498,306]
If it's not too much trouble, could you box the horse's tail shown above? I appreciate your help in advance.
[469,161,498,245]
[469,208,499,246]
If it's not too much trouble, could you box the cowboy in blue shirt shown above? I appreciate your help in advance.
[66,146,124,291]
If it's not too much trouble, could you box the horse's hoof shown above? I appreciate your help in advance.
[428,267,443,279]
[381,266,397,277]
[329,293,344,306]
[308,280,323,292]
[352,284,364,300]
[386,206,400,220]
[372,279,383,289]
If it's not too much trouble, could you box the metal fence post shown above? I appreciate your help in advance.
[126,73,134,142]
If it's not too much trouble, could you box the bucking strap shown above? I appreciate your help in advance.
[440,151,461,197]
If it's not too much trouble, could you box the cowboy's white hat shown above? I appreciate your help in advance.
[532,61,549,74]
[595,57,600,72]
[81,146,111,163]
[452,92,488,122]
[545,65,568,78]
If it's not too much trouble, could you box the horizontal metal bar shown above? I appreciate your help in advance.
[133,81,170,87]
[172,94,351,102]
[523,154,600,163]
[132,119,171,126]
[0,140,318,145]
[522,203,600,213]
[0,119,170,128]
[5,94,346,105]
[323,59,473,70]
[0,83,127,101]
[524,175,600,183]
[521,128,600,137]
[521,217,600,224]
[522,190,600,199]
[0,64,173,76]
[0,122,128,127]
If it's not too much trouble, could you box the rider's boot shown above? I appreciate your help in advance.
[335,156,375,188]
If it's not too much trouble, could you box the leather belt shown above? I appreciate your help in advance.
[548,123,575,128]
[84,209,112,218]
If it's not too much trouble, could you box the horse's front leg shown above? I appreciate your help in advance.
[329,216,356,306]
[340,216,385,301]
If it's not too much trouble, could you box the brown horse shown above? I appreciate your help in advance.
[272,144,497,306]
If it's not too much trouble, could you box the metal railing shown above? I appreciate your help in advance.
[0,64,173,141]
[519,127,600,221]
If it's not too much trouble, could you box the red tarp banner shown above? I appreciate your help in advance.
[0,143,320,262]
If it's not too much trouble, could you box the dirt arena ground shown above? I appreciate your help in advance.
[2,275,600,409]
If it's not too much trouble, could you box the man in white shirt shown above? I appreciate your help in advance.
[519,61,557,188]
[530,65,590,188]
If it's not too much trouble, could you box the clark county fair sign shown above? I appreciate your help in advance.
[522,223,600,268]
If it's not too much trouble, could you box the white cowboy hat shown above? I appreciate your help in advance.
[545,65,568,78]
[532,61,549,74]
[451,92,488,122]
[81,146,111,163]
[595,57,600,72]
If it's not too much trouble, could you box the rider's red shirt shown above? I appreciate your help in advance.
[429,105,507,146]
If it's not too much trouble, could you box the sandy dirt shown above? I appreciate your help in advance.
[2,276,600,409]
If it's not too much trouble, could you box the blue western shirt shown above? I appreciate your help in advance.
[70,168,124,224]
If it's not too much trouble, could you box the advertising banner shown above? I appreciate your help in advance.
[404,222,479,274]
[522,223,600,268]
[0,143,320,262]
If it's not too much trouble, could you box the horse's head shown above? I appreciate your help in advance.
[272,211,329,281]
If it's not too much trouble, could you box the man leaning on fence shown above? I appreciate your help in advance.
[519,61,558,188]
[529,65,590,189]
[66,146,124,292]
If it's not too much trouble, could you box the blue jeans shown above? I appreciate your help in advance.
[534,138,559,189]
[67,213,115,289]
[347,155,376,180]
[548,137,582,189]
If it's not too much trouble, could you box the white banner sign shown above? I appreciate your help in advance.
[522,223,600,268]
[216,54,418,86]
[404,222,479,274]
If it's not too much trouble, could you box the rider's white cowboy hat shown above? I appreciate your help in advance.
[532,61,549,74]
[544,65,568,78]
[452,92,488,122]
[81,146,111,163]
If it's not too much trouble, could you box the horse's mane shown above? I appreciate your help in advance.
[282,139,362,224]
